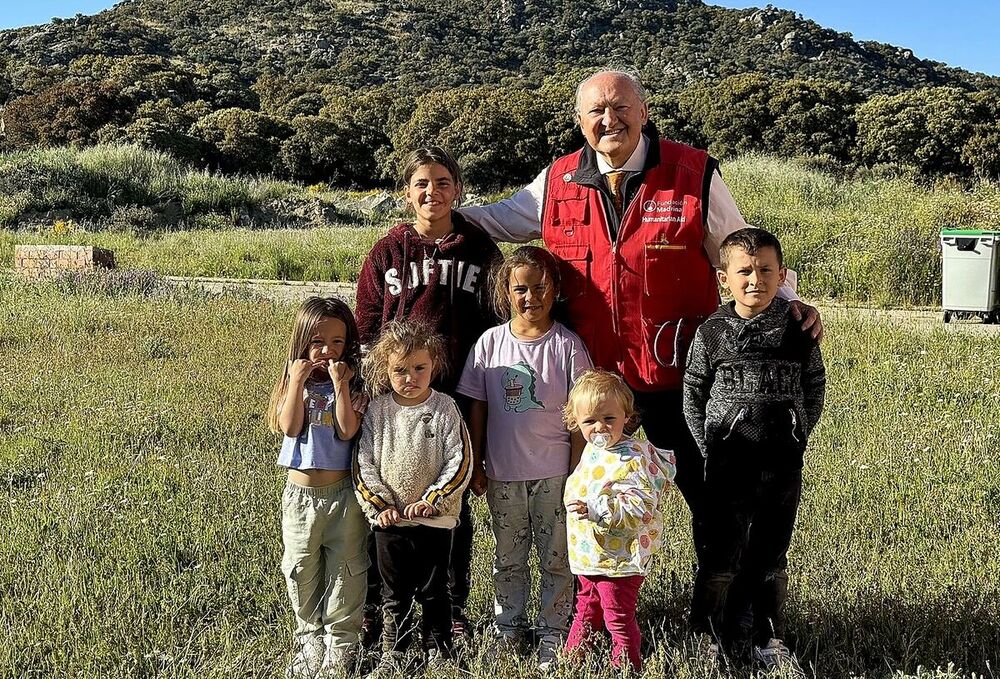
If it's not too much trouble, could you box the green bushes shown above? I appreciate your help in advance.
[0,144,309,227]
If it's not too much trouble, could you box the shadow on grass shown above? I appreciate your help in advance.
[637,579,998,677]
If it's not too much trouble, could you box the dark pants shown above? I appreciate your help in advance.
[690,467,802,647]
[633,390,708,561]
[365,391,476,621]
[450,493,473,615]
[374,524,454,653]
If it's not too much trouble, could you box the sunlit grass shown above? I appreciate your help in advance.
[1,279,996,677]
[6,153,1000,305]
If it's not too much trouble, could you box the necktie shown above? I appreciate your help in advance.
[606,171,625,214]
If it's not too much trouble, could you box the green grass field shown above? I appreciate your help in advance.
[4,146,1000,306]
[1,277,997,678]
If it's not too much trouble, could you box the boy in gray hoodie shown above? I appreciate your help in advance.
[683,228,825,674]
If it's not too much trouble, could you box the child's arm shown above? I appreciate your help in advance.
[682,328,712,457]
[353,409,397,525]
[467,399,489,496]
[419,400,473,513]
[328,361,361,439]
[354,252,387,353]
[585,462,657,531]
[802,341,826,434]
[455,340,489,496]
[277,359,316,437]
[567,332,593,473]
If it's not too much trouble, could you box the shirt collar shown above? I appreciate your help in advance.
[596,135,649,175]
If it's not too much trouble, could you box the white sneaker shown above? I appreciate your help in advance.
[320,639,356,678]
[286,634,326,679]
[752,638,805,677]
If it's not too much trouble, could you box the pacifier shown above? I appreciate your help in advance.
[591,433,610,449]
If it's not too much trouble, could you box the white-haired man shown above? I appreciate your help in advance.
[462,69,821,665]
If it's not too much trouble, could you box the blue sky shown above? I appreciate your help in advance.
[1,0,998,76]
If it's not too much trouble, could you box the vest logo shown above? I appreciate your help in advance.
[642,199,685,213]
[641,198,687,223]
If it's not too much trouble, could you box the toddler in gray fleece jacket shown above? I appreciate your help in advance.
[354,389,472,528]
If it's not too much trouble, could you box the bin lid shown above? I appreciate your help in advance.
[941,228,1000,236]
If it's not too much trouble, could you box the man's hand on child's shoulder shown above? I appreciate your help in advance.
[789,300,823,342]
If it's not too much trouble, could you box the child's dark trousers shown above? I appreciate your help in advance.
[374,524,454,653]
[690,465,802,648]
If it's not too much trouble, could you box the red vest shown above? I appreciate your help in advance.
[542,139,719,391]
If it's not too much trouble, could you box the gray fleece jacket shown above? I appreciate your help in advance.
[683,299,825,472]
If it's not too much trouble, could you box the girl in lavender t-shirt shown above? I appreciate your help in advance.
[456,246,592,670]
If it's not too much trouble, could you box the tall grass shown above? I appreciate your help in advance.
[1,279,997,678]
[4,149,1000,303]
[726,155,1000,306]
[0,145,316,227]
[0,228,383,282]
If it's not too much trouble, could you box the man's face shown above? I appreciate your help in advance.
[577,74,649,168]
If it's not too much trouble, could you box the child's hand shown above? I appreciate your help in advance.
[403,500,438,519]
[377,507,401,528]
[288,358,319,385]
[328,361,354,385]
[470,467,488,497]
[567,500,589,518]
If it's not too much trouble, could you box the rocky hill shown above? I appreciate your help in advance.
[1,0,995,101]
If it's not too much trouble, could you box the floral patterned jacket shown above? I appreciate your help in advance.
[564,438,676,576]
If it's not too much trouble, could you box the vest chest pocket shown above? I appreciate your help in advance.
[551,244,591,300]
[643,243,693,297]
[550,197,590,237]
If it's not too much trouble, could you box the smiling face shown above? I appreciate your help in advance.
[508,264,555,331]
[573,395,627,449]
[717,245,787,319]
[404,162,459,230]
[388,348,434,405]
[306,317,347,374]
[577,72,649,168]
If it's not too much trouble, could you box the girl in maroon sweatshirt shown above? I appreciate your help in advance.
[354,146,501,646]
[355,147,502,394]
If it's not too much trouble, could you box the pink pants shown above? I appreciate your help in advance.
[565,574,644,670]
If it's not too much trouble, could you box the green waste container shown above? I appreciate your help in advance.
[940,228,1000,323]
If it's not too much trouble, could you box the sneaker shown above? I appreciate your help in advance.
[752,639,805,677]
[286,634,327,679]
[424,647,457,674]
[361,608,383,652]
[536,638,560,673]
[450,611,472,644]
[363,649,407,679]
[319,641,357,679]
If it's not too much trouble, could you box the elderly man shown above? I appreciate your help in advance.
[462,67,821,642]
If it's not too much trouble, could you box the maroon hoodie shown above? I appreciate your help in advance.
[354,213,502,393]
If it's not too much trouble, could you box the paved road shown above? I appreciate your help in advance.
[164,275,357,305]
[168,276,999,335]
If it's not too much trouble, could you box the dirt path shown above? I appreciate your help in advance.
[821,305,1000,336]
